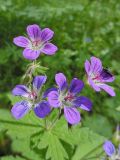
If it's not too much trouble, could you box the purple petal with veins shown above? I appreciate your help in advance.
[40,28,54,42]
[11,101,31,119]
[27,24,41,41]
[69,78,84,95]
[64,107,81,125]
[12,85,30,98]
[34,101,51,118]
[55,73,67,91]
[33,75,47,91]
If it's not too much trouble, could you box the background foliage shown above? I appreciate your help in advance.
[0,0,120,159]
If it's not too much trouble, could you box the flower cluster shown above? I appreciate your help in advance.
[11,72,92,125]
[103,141,120,160]
[11,24,116,126]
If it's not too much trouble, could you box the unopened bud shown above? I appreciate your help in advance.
[113,124,120,145]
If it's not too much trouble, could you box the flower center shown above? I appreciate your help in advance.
[92,75,100,81]
[32,40,41,47]
[64,93,74,102]
[30,40,44,51]
[29,91,37,99]
[59,91,75,107]
[90,73,101,83]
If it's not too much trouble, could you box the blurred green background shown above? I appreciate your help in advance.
[0,0,120,158]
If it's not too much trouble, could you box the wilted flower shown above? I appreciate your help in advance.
[11,76,50,119]
[85,56,115,96]
[45,73,92,125]
[103,140,120,160]
[13,24,58,60]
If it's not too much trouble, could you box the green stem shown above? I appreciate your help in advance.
[83,151,105,160]
[44,118,47,129]
[49,109,61,130]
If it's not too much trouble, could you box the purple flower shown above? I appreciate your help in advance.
[103,141,116,157]
[13,24,58,60]
[11,76,50,119]
[46,73,92,125]
[85,56,115,96]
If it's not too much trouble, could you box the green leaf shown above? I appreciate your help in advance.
[30,117,105,160]
[30,118,71,160]
[0,109,44,138]
[81,146,105,160]
[35,65,49,75]
[0,109,44,160]
[72,128,105,160]
[12,137,42,160]
[0,109,105,160]
[83,114,113,137]
[7,94,21,105]
[40,131,68,160]
[1,156,25,160]
[46,132,68,160]
[116,106,120,111]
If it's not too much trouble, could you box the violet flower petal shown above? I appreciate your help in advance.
[73,96,92,111]
[64,107,81,125]
[55,73,67,91]
[43,87,58,98]
[99,84,116,96]
[103,141,115,157]
[90,56,102,74]
[12,85,30,98]
[100,68,115,83]
[33,76,47,92]
[85,60,91,75]
[48,91,61,108]
[88,78,101,92]
[69,78,84,95]
[41,43,58,55]
[34,101,51,118]
[102,76,115,83]
[40,28,54,42]
[23,48,41,60]
[11,101,31,119]
[27,24,41,41]
[13,36,29,48]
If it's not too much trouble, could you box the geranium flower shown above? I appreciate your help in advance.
[103,141,120,159]
[11,76,50,119]
[13,24,58,60]
[85,56,115,96]
[45,73,92,125]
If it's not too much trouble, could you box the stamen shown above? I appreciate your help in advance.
[32,40,41,47]
[29,91,37,99]
[92,75,100,80]
[64,93,74,102]
[30,40,44,50]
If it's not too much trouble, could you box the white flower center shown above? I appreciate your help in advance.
[59,91,74,107]
[90,72,101,84]
[28,40,44,51]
